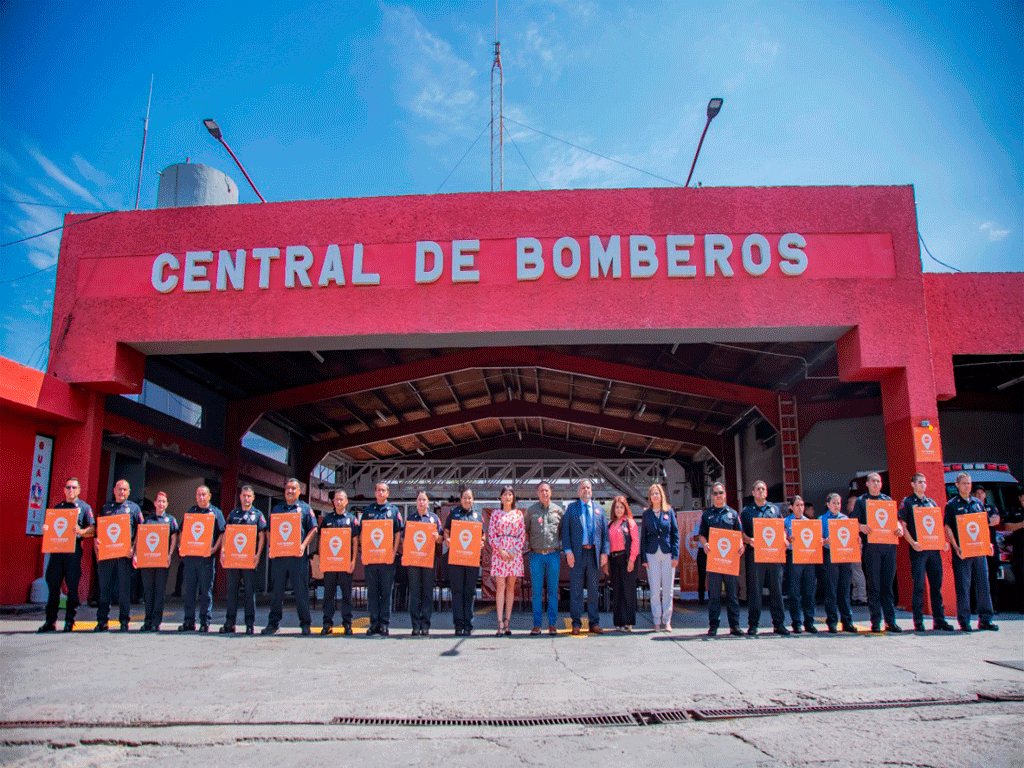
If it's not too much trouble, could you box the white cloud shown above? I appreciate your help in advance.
[72,153,115,188]
[979,221,1010,242]
[22,140,105,209]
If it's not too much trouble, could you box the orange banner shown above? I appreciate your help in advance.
[41,508,77,554]
[361,519,394,565]
[223,524,257,569]
[912,426,941,462]
[449,519,483,567]
[753,518,786,563]
[179,512,214,557]
[828,518,861,563]
[957,511,992,559]
[791,519,823,564]
[913,507,944,551]
[402,520,437,569]
[269,511,302,558]
[96,514,131,560]
[320,527,353,572]
[136,524,170,568]
[707,529,741,576]
[866,499,899,545]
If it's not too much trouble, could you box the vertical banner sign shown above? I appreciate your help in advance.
[828,519,861,563]
[223,524,257,569]
[866,500,899,544]
[269,511,302,558]
[448,519,483,567]
[320,527,353,572]
[753,518,786,563]
[678,510,702,594]
[96,514,132,560]
[957,512,991,559]
[136,524,170,568]
[792,519,823,564]
[178,512,214,557]
[26,435,53,536]
[913,507,944,550]
[42,508,77,554]
[912,427,941,463]
[707,529,741,576]
[360,519,394,565]
[402,520,437,569]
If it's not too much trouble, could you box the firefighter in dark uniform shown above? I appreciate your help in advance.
[898,473,955,632]
[38,476,95,633]
[177,485,226,633]
[319,489,359,635]
[220,485,267,635]
[699,481,745,636]
[446,487,484,636]
[406,490,443,636]
[262,478,318,635]
[362,481,404,636]
[740,480,789,636]
[95,479,143,632]
[945,472,999,632]
[854,472,904,632]
[140,491,180,632]
[971,485,1002,612]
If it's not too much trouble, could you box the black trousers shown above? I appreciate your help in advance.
[787,558,817,628]
[268,557,311,628]
[365,563,396,629]
[823,548,853,626]
[863,542,897,626]
[96,557,133,626]
[745,549,785,629]
[181,555,216,626]
[696,548,707,600]
[322,570,354,628]
[909,548,946,625]
[608,551,637,626]
[952,553,994,627]
[140,567,169,628]
[225,568,257,628]
[45,551,82,626]
[449,563,479,631]
[407,566,435,630]
[707,571,739,629]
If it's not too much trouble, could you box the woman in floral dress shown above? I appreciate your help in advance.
[490,486,526,636]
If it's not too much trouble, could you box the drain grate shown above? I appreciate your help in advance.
[688,696,978,721]
[330,713,637,727]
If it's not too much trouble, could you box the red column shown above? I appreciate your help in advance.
[214,403,245,599]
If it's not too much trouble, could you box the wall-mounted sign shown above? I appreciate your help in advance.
[26,435,53,536]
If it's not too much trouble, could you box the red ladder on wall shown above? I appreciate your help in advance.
[779,395,802,500]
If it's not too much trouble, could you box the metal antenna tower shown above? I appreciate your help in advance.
[490,1,503,191]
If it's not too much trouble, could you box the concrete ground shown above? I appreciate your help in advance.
[2,597,1022,767]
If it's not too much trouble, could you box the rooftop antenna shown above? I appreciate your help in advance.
[490,0,503,192]
[134,75,154,210]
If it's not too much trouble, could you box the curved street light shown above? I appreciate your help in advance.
[685,98,724,187]
[203,119,267,203]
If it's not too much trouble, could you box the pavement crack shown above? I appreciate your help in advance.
[549,640,589,683]
[729,730,775,759]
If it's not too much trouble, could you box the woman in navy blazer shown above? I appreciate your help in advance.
[640,483,679,631]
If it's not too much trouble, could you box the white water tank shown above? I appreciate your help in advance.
[156,163,238,208]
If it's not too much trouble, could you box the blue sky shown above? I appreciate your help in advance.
[1,0,1021,369]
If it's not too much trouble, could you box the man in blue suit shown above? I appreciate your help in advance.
[562,480,609,634]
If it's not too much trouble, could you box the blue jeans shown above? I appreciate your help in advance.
[530,551,560,628]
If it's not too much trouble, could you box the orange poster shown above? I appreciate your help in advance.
[866,499,899,545]
[448,519,483,567]
[402,520,437,569]
[361,518,394,565]
[96,514,131,560]
[136,524,170,568]
[223,524,257,569]
[791,519,823,564]
[707,529,741,576]
[179,512,214,557]
[913,507,944,551]
[753,518,786,563]
[828,518,861,563]
[912,426,941,463]
[320,527,353,572]
[269,511,302,558]
[957,511,992,559]
[41,508,77,554]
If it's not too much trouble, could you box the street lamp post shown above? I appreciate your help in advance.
[685,98,723,187]
[202,119,267,203]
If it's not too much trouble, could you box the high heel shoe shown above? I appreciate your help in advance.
[504,620,512,636]
[496,621,505,636]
